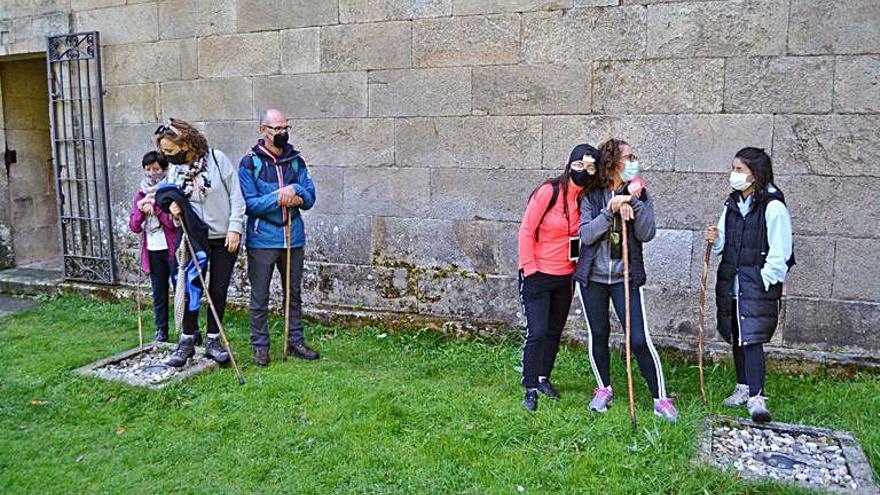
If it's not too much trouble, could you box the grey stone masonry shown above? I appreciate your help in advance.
[0,0,878,363]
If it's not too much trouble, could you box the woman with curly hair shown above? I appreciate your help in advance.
[153,118,246,367]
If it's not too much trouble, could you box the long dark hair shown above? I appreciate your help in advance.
[734,147,779,204]
[535,164,574,230]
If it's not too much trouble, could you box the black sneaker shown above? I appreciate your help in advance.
[253,349,269,367]
[287,342,319,360]
[166,336,195,368]
[153,328,169,343]
[537,379,561,400]
[204,336,230,365]
[523,389,538,412]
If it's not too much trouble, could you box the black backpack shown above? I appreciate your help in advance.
[527,182,560,242]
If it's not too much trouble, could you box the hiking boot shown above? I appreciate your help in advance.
[287,341,319,360]
[747,395,771,423]
[253,349,269,367]
[166,335,195,367]
[204,335,230,365]
[589,386,613,413]
[723,383,750,408]
[523,389,538,412]
[192,331,202,347]
[153,328,169,343]
[653,397,679,423]
[537,379,560,400]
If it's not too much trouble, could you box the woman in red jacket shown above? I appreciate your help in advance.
[518,144,599,411]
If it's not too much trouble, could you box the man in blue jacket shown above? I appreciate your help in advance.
[239,108,318,366]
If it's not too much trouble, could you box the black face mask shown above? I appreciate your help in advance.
[273,132,289,148]
[166,150,188,165]
[570,168,591,187]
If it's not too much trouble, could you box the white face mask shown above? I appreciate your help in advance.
[620,160,640,182]
[729,171,753,191]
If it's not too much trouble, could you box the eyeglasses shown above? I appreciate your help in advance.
[570,159,596,172]
[262,122,290,133]
[622,153,638,162]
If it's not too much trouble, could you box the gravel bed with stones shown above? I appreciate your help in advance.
[712,424,858,492]
[92,346,211,386]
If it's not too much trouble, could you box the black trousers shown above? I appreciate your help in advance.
[147,249,172,333]
[519,272,573,389]
[182,238,239,335]
[730,299,766,397]
[576,281,667,400]
[247,247,305,350]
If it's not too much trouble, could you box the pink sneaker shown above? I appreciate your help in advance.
[653,397,679,423]
[589,386,613,413]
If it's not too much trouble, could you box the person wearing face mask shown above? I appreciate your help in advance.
[238,109,318,366]
[129,151,179,342]
[573,138,678,423]
[704,147,794,423]
[518,144,600,411]
[153,118,246,366]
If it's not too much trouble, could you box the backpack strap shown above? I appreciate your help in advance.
[210,149,231,197]
[529,182,560,243]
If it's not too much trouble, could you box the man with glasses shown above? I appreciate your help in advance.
[238,109,318,366]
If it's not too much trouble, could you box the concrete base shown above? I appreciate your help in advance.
[74,342,218,390]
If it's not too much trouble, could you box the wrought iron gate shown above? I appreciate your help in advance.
[46,32,116,284]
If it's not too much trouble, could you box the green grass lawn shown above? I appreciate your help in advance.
[1,296,878,494]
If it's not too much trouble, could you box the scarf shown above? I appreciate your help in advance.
[172,157,211,201]
[140,170,166,234]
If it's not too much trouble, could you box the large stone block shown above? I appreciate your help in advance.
[179,38,198,80]
[74,3,158,45]
[11,12,69,42]
[674,115,773,173]
[833,238,880,302]
[198,32,280,78]
[429,168,553,222]
[640,287,700,339]
[417,271,519,323]
[773,115,880,177]
[368,68,471,117]
[647,0,787,58]
[303,262,419,313]
[453,0,573,15]
[521,6,646,63]
[288,118,395,167]
[281,28,320,74]
[303,214,373,265]
[161,78,254,121]
[255,73,367,119]
[321,21,411,71]
[201,120,258,161]
[593,58,724,114]
[775,175,880,238]
[236,0,338,31]
[102,41,183,85]
[642,229,693,290]
[784,297,880,352]
[472,64,590,115]
[339,0,452,22]
[0,0,67,20]
[303,166,344,215]
[105,123,161,173]
[395,116,542,169]
[413,14,520,68]
[648,172,728,231]
[344,168,431,217]
[724,57,834,114]
[71,0,124,10]
[784,235,835,298]
[834,55,880,114]
[541,115,676,171]
[103,84,158,125]
[788,0,880,55]
[372,217,518,274]
[159,0,236,40]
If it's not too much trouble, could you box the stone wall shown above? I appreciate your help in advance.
[1,1,878,358]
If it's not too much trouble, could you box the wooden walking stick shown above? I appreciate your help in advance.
[135,275,144,350]
[697,239,713,406]
[178,218,245,385]
[282,207,292,361]
[621,219,637,432]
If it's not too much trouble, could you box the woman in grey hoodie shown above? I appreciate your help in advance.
[153,119,246,367]
[573,138,677,423]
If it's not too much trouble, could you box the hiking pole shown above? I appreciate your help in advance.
[283,206,292,361]
[177,218,245,386]
[135,274,144,350]
[621,219,638,432]
[697,239,712,406]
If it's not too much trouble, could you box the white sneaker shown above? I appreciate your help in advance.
[747,395,771,423]
[723,383,750,408]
